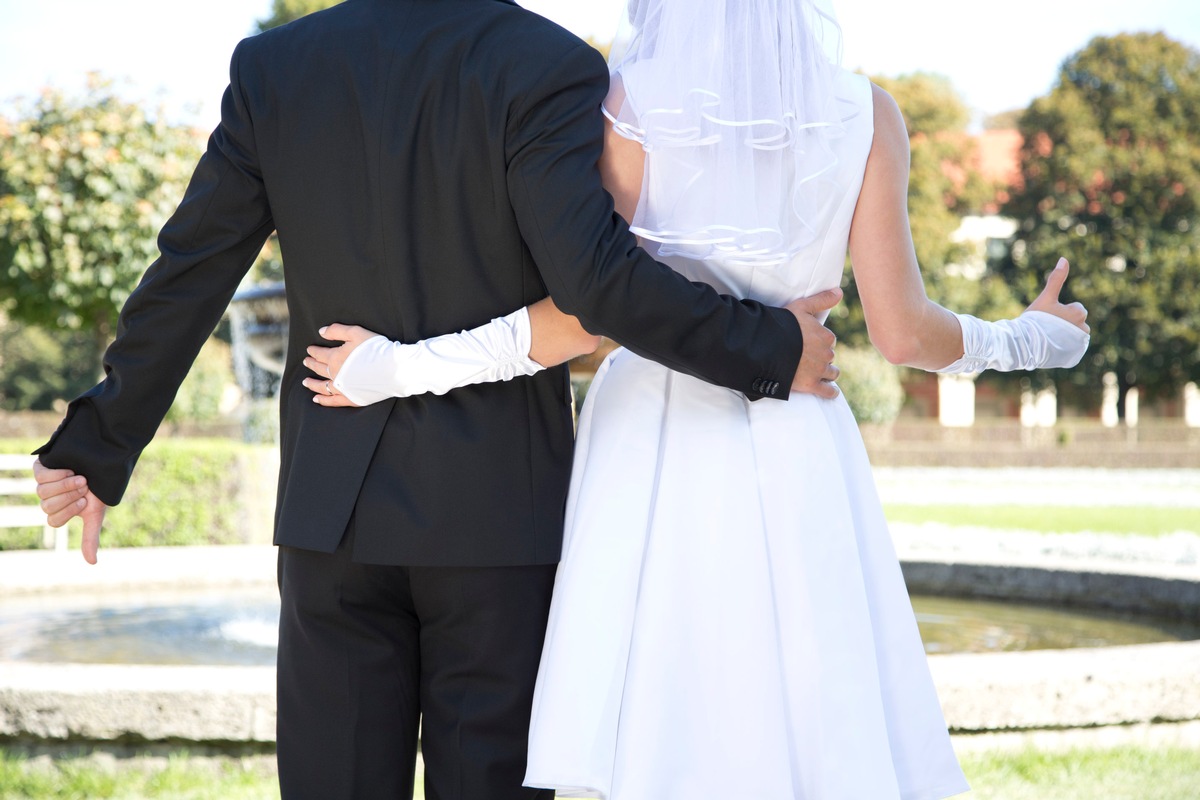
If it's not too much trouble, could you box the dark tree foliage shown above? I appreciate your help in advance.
[0,320,98,411]
[1001,33,1200,407]
[983,109,1023,131]
[0,76,201,367]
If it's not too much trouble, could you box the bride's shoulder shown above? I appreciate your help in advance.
[866,82,909,159]
[852,81,911,192]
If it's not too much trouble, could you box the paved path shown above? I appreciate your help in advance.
[0,545,277,596]
[874,466,1200,508]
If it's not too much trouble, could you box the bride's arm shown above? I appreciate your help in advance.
[599,96,644,225]
[846,85,962,369]
[305,103,642,408]
[303,296,599,407]
[528,297,602,367]
[848,84,1089,373]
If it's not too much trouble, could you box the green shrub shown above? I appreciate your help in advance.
[1,438,272,549]
[100,439,249,547]
[837,345,904,425]
[165,336,238,424]
[0,527,41,551]
[0,440,44,550]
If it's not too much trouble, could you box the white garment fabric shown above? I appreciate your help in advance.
[331,307,543,405]
[524,71,970,800]
[936,310,1090,375]
[604,0,849,267]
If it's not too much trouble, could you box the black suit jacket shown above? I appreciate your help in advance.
[36,0,803,566]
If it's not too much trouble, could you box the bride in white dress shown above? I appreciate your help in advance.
[305,1,1090,797]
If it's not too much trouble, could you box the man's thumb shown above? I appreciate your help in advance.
[796,287,843,314]
[81,504,105,565]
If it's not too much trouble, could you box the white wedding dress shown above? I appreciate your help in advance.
[523,71,970,800]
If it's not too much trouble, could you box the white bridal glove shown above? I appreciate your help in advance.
[331,307,545,405]
[937,311,1090,375]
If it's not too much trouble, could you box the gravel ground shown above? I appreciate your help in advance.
[890,523,1200,567]
[873,467,1200,567]
[873,467,1200,508]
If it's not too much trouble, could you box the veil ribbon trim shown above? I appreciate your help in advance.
[605,0,855,267]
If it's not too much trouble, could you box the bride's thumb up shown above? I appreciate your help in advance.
[1027,258,1090,334]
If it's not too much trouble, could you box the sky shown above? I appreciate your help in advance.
[1,0,1198,131]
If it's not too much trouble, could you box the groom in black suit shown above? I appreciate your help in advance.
[33,1,839,797]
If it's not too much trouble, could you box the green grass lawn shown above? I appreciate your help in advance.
[884,504,1200,536]
[3,747,1200,799]
[0,753,280,800]
[960,746,1200,800]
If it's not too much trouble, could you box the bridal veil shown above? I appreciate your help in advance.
[604,0,853,267]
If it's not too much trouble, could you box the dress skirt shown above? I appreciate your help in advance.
[524,347,969,800]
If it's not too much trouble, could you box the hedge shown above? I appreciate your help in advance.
[837,345,905,425]
[0,438,274,550]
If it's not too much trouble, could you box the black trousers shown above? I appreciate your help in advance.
[275,525,557,800]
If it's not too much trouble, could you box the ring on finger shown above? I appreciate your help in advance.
[325,381,335,396]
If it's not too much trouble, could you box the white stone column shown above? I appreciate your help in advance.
[1125,386,1140,428]
[1185,383,1200,428]
[1101,372,1119,428]
[938,373,976,428]
[1021,385,1059,427]
[1020,386,1037,428]
[1035,386,1058,427]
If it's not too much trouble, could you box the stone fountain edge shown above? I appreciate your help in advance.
[1,546,1198,753]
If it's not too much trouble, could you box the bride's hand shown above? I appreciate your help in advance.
[1026,258,1090,334]
[302,323,380,407]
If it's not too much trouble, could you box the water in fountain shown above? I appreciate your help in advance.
[1,589,1197,666]
[0,587,280,666]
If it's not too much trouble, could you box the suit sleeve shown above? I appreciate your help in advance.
[505,41,804,400]
[34,41,275,505]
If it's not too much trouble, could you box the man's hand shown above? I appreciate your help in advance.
[33,459,107,564]
[1026,258,1090,334]
[786,288,843,399]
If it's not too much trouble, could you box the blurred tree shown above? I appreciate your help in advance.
[257,0,343,32]
[983,109,1023,131]
[0,75,201,368]
[833,73,1020,348]
[1001,33,1200,410]
[873,73,991,267]
[0,317,97,411]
